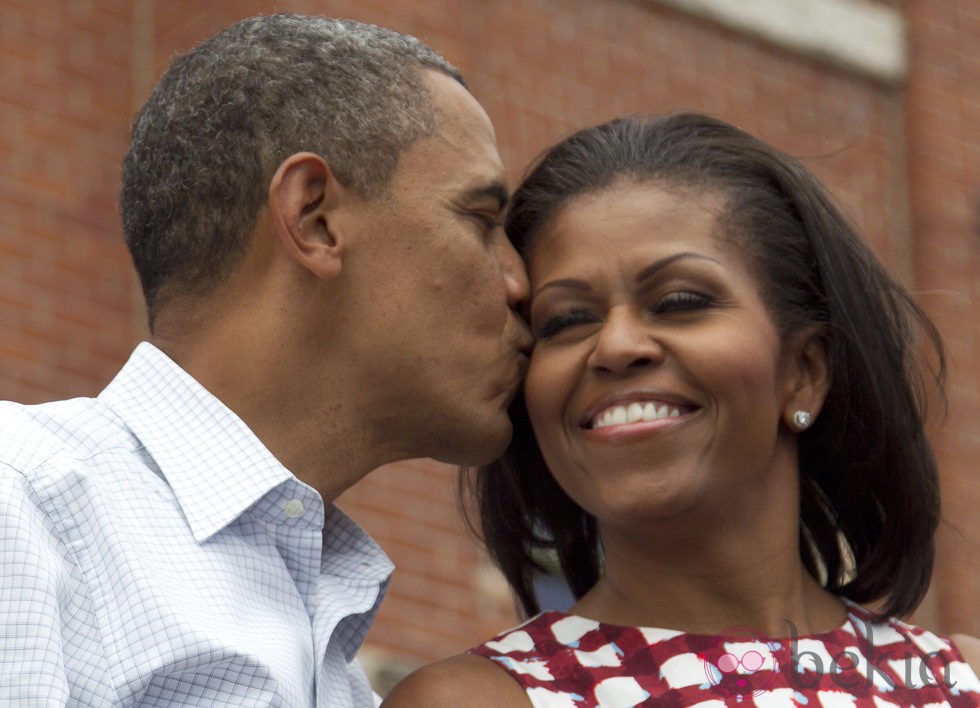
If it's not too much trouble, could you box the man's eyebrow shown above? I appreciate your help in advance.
[461,181,509,211]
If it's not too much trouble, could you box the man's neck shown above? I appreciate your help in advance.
[149,318,391,505]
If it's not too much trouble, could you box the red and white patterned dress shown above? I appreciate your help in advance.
[469,604,980,707]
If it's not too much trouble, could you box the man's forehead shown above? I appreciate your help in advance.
[423,71,498,147]
[398,69,507,204]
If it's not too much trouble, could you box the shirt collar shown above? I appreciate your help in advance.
[100,342,294,542]
[322,505,395,587]
[319,505,395,662]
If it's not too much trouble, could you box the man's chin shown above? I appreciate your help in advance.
[434,418,513,468]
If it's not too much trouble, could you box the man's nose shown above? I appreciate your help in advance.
[498,237,530,309]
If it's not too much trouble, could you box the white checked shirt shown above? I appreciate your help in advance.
[0,342,393,707]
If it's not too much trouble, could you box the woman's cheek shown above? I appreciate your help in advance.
[525,351,576,470]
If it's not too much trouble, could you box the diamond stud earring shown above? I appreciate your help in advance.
[792,410,812,431]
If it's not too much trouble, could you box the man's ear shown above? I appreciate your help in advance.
[268,152,346,280]
[781,324,832,431]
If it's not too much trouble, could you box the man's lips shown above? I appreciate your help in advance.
[509,325,533,385]
[579,394,699,430]
[515,352,529,381]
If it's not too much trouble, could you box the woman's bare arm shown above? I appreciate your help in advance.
[952,633,980,674]
[381,653,531,708]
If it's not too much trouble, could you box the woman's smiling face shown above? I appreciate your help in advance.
[524,180,801,529]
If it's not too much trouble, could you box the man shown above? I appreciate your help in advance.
[0,14,530,706]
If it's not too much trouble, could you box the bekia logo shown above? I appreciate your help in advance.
[697,617,958,699]
[786,619,957,692]
[698,626,780,699]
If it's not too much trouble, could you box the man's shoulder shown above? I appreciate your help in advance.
[0,396,135,482]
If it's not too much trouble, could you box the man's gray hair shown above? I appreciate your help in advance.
[120,14,463,325]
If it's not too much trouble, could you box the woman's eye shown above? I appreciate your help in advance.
[652,291,712,314]
[535,310,598,339]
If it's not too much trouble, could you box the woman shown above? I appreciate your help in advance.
[383,113,980,706]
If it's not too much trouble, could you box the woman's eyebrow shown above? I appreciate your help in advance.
[534,252,722,297]
[533,277,591,298]
[634,252,721,284]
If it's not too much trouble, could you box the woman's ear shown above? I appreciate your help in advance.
[781,325,832,432]
[267,151,346,281]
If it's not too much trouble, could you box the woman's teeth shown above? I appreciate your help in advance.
[592,402,681,429]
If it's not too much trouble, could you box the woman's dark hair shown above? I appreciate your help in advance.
[463,112,946,619]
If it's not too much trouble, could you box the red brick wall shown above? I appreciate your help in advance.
[905,0,980,636]
[0,0,143,403]
[1,0,976,676]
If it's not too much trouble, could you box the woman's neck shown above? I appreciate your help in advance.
[570,501,846,637]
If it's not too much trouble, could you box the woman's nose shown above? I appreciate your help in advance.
[586,307,664,375]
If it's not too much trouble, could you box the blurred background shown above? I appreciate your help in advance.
[1,0,977,695]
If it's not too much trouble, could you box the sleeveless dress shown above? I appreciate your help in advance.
[469,604,980,707]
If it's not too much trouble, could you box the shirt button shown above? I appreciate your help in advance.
[283,499,304,518]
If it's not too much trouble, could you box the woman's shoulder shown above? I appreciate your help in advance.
[381,653,530,708]
[951,634,980,673]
